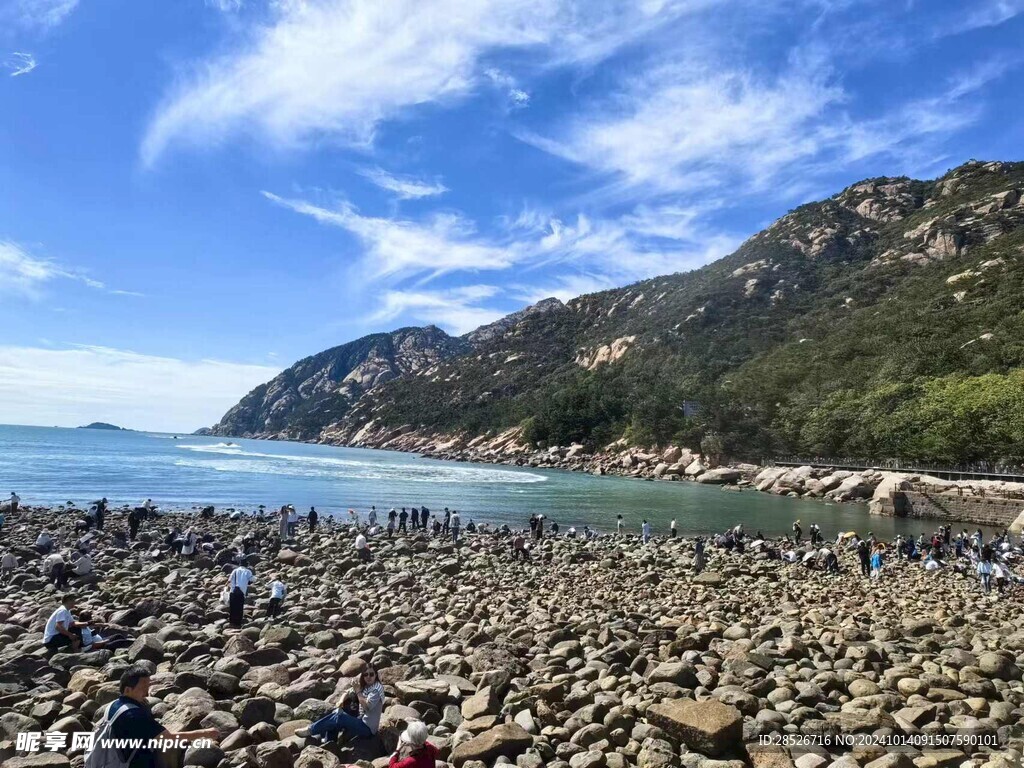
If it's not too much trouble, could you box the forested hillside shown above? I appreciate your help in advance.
[210,160,1024,463]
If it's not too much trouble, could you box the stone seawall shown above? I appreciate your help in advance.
[881,489,1024,528]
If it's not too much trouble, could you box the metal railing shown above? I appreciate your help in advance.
[764,456,1024,482]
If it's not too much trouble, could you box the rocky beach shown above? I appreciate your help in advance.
[0,506,1022,768]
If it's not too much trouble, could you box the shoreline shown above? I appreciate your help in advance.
[214,426,1024,530]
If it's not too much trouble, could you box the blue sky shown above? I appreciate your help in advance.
[1,0,1022,431]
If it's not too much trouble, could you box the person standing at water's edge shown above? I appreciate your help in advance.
[308,506,318,533]
[278,505,289,540]
[670,519,677,538]
[8,492,19,513]
[617,514,624,535]
[451,510,461,544]
[642,519,651,545]
[792,520,802,544]
[227,562,254,628]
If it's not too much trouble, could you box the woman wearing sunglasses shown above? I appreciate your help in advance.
[298,662,385,742]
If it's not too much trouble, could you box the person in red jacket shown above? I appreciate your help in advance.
[390,721,437,768]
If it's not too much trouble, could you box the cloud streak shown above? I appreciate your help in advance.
[359,167,449,200]
[0,344,281,432]
[0,240,140,298]
[141,0,695,164]
[5,0,79,30]
[4,52,37,77]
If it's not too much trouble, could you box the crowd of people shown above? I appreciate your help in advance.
[2,492,1021,767]
[699,519,1024,592]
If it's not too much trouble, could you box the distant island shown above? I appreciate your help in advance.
[78,422,129,431]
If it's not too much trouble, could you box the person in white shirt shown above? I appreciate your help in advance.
[181,528,197,558]
[8,492,19,513]
[227,564,254,628]
[355,532,372,562]
[287,506,299,537]
[36,531,55,555]
[43,594,81,652]
[616,515,624,534]
[268,580,287,619]
[670,519,677,538]
[72,552,93,578]
[1,551,17,583]
[43,551,69,588]
[641,520,652,544]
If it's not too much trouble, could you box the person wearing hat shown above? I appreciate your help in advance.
[389,720,438,768]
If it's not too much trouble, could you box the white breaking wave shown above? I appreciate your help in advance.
[172,446,546,484]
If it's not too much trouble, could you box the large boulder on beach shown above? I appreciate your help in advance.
[683,459,706,477]
[646,699,742,756]
[695,468,740,484]
[450,723,534,767]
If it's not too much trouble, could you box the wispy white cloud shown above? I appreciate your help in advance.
[4,0,79,30]
[262,191,518,281]
[359,167,449,200]
[955,0,1024,34]
[261,188,740,331]
[4,52,37,77]
[484,68,531,108]
[0,344,280,432]
[0,240,139,298]
[525,47,1005,202]
[370,285,506,335]
[206,0,244,11]
[141,0,698,164]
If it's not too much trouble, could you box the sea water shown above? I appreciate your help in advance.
[0,424,987,538]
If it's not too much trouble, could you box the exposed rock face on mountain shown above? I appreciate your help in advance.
[210,160,1024,463]
[208,326,468,440]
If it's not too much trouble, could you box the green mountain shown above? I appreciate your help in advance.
[210,160,1024,464]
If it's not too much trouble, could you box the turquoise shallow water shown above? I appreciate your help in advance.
[0,425,990,538]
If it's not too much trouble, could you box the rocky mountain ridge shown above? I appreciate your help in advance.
[209,159,1024,465]
[208,326,469,440]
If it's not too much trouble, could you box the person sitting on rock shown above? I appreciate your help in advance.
[36,530,55,555]
[389,721,437,768]
[298,662,384,743]
[43,549,69,588]
[71,550,93,579]
[355,532,372,563]
[43,593,83,653]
